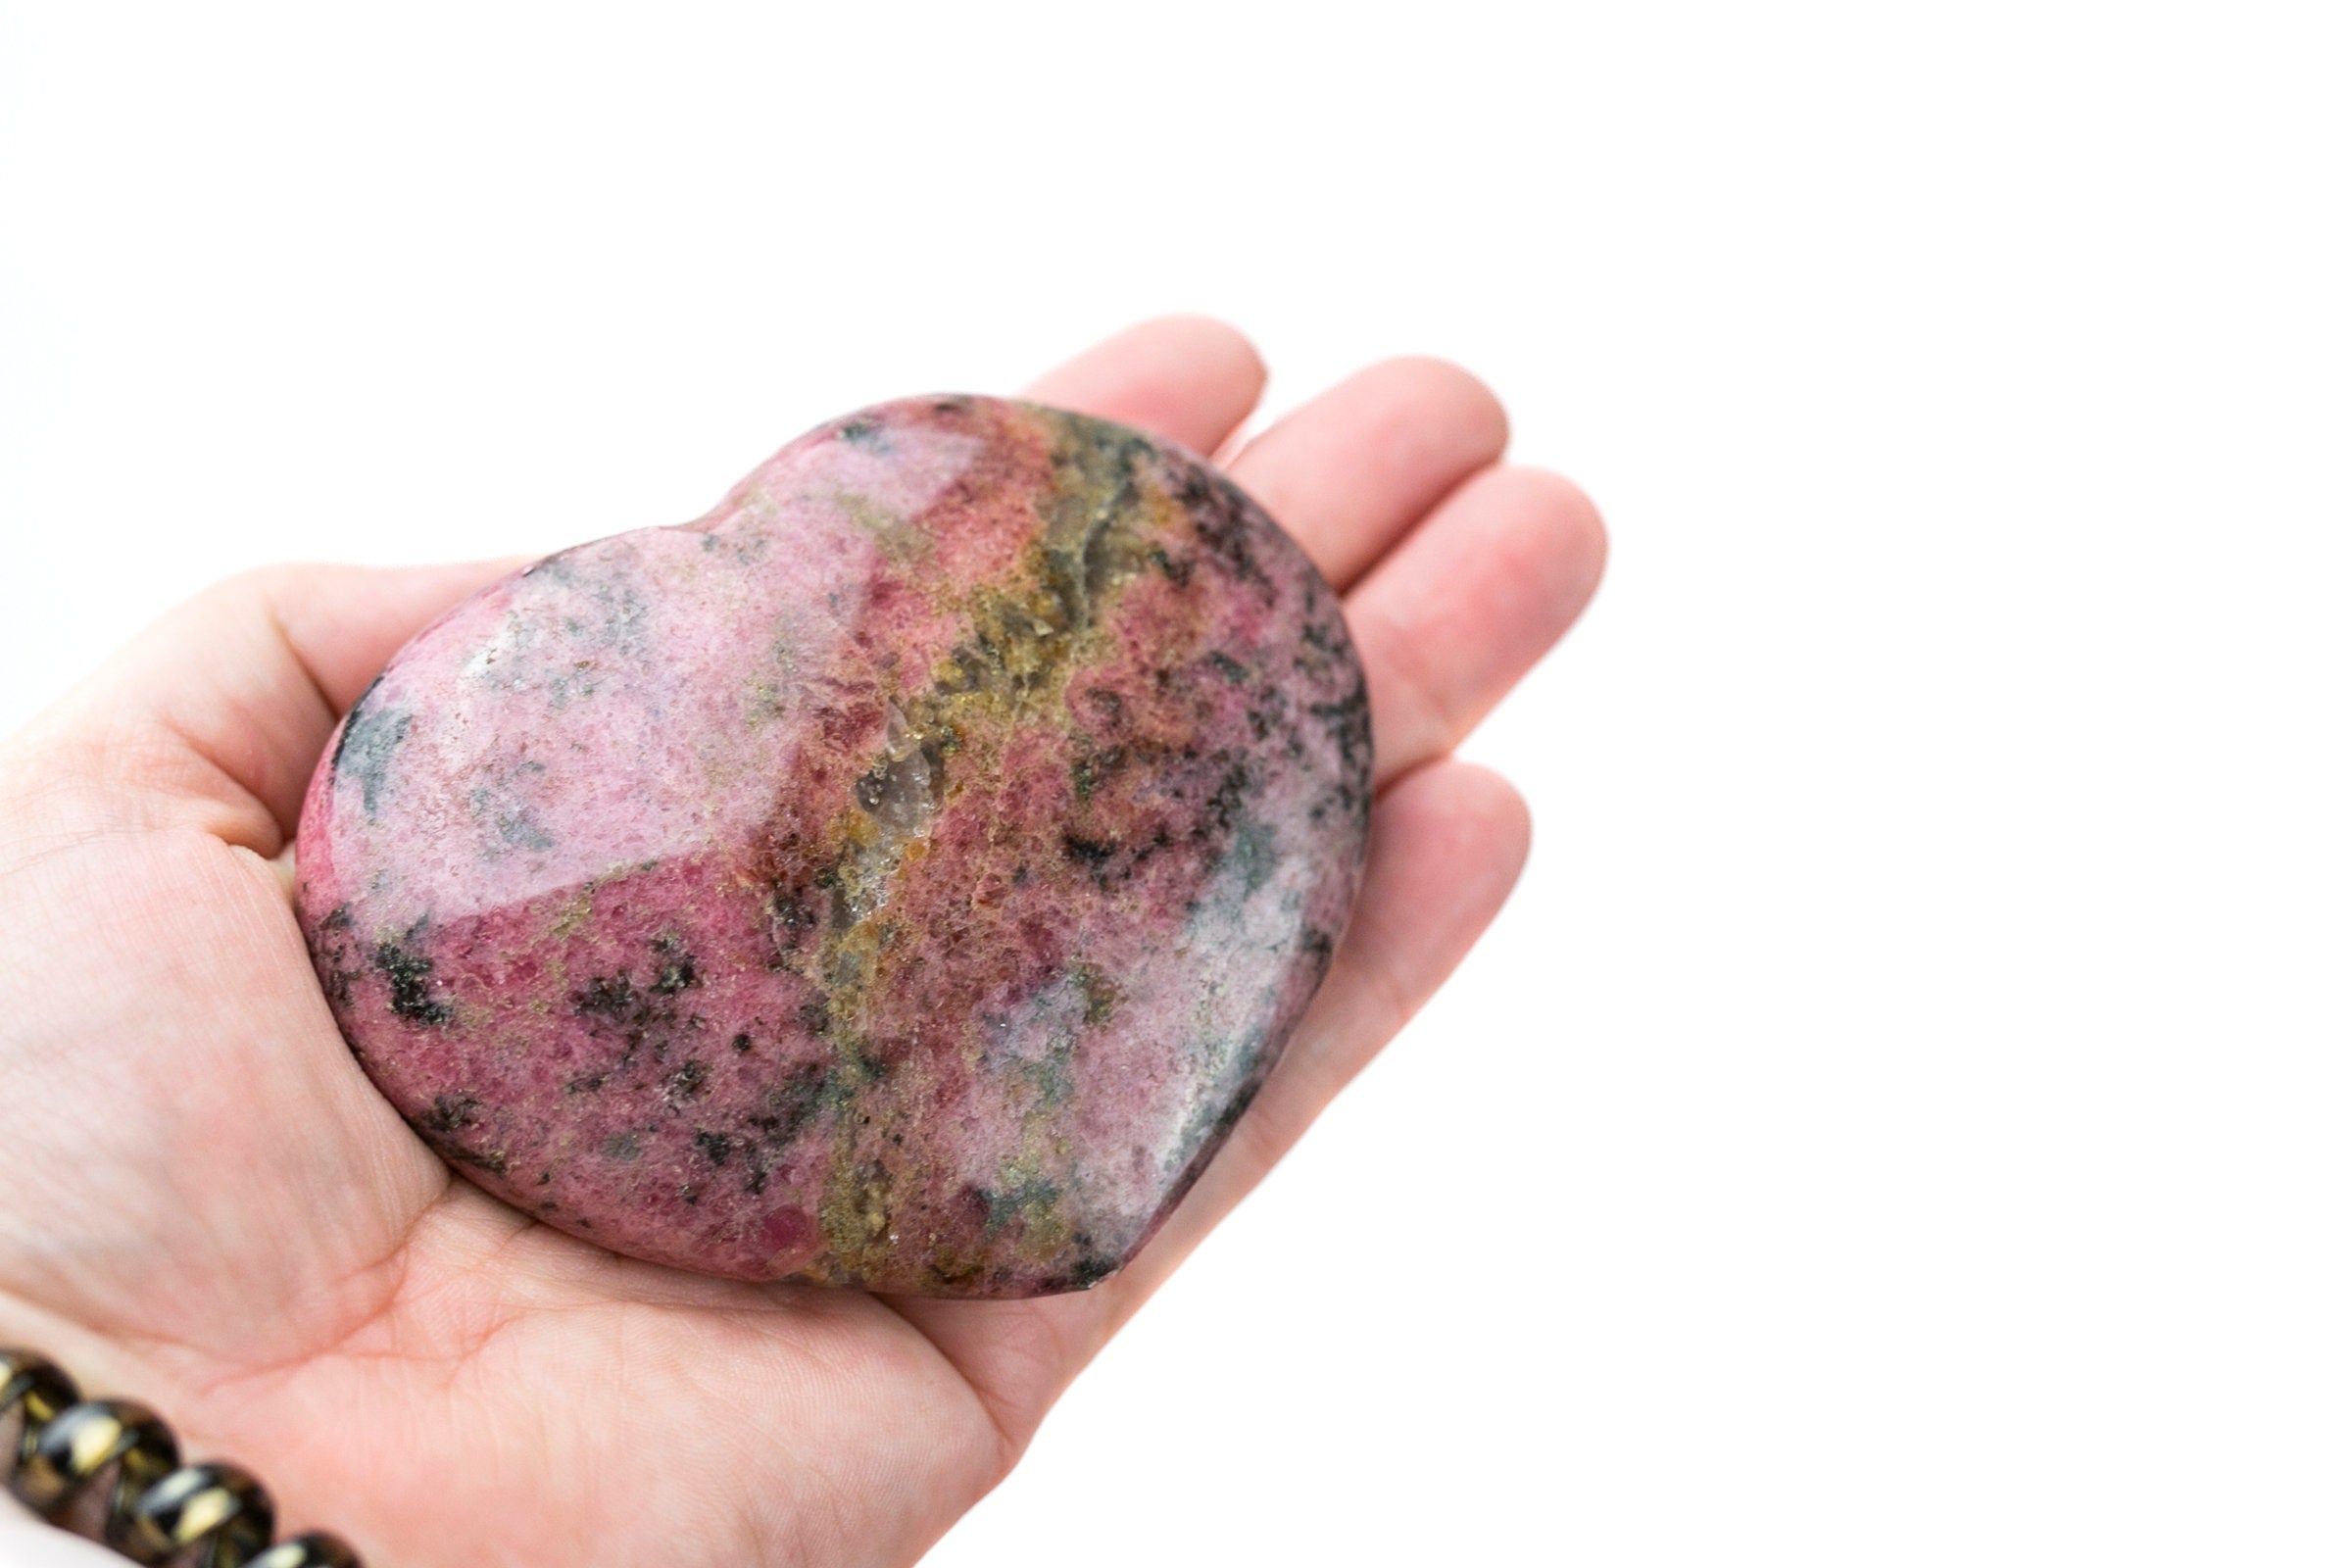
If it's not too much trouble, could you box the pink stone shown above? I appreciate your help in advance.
[294,397,1369,1297]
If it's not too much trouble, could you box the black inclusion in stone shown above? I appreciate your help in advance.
[372,939,453,1026]
[334,678,413,819]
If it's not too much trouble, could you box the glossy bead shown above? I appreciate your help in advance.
[0,1348,79,1469]
[248,1531,365,1568]
[116,1460,275,1567]
[9,1398,178,1524]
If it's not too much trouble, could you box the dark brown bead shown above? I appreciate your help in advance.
[248,1531,366,1568]
[115,1460,276,1567]
[8,1398,180,1528]
[0,1348,80,1469]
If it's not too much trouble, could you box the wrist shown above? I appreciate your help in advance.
[3,1339,362,1567]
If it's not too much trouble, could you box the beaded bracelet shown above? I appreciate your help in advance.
[2,1348,359,1567]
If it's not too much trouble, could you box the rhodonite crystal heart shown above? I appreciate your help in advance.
[294,396,1370,1296]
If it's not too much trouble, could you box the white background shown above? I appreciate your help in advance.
[4,4,2349,1565]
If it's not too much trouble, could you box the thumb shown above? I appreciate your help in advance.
[4,559,525,858]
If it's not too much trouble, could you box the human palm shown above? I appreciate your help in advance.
[0,318,1603,1567]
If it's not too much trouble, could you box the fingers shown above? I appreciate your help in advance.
[1348,466,1607,787]
[1226,356,1510,590]
[889,760,1534,1448]
[1022,314,1267,457]
[21,560,523,857]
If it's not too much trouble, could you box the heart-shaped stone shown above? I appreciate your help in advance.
[295,396,1370,1297]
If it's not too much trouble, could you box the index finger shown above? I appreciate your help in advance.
[1021,314,1267,456]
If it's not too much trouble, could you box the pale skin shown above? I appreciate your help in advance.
[0,318,1605,1567]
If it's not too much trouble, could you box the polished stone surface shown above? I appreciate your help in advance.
[295,396,1370,1296]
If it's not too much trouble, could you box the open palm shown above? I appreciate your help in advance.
[0,318,1603,1567]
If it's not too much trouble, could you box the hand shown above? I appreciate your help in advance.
[0,318,1604,1567]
